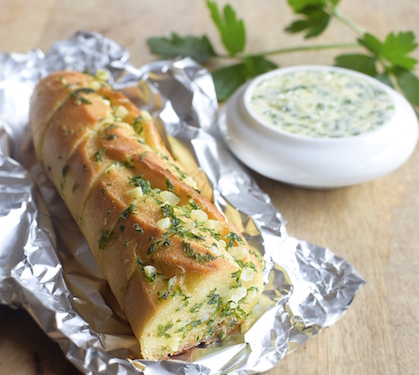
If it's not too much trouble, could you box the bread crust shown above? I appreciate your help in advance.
[29,70,264,360]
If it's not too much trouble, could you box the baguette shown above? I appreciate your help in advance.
[29,70,264,360]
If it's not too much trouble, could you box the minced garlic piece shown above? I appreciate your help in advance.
[183,176,198,190]
[203,219,222,232]
[157,217,171,231]
[190,209,208,223]
[95,69,109,81]
[114,105,129,119]
[127,186,143,199]
[240,267,255,282]
[159,190,180,205]
[144,265,156,279]
[228,287,247,305]
[140,110,152,120]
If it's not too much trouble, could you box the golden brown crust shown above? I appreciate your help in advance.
[29,71,95,160]
[29,70,264,360]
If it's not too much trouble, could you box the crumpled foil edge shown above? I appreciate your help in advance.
[0,31,365,375]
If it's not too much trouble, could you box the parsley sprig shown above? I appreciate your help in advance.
[147,0,419,115]
[288,0,419,112]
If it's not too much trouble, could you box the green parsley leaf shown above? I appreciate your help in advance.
[212,63,247,101]
[120,203,136,220]
[212,56,277,101]
[128,175,152,194]
[374,72,394,88]
[206,1,245,55]
[175,319,202,338]
[287,0,324,13]
[157,321,173,338]
[160,203,173,218]
[70,87,95,105]
[166,177,174,191]
[244,56,279,78]
[134,223,144,233]
[358,32,417,70]
[334,54,378,76]
[71,88,96,96]
[94,148,106,162]
[357,33,383,55]
[207,289,222,311]
[381,31,418,70]
[393,67,419,106]
[181,241,215,264]
[147,33,216,63]
[285,6,331,38]
[288,0,341,12]
[190,302,204,313]
[98,229,113,250]
[62,165,69,177]
[225,231,243,248]
[187,200,198,210]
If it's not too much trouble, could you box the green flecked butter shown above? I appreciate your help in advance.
[249,69,395,138]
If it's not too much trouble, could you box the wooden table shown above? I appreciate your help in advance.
[1,1,418,374]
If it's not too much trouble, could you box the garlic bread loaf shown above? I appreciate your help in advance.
[29,70,264,360]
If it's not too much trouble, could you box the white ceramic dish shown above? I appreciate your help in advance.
[218,65,419,189]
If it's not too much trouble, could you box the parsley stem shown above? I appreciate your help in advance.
[261,43,359,57]
[214,43,358,60]
[328,6,365,36]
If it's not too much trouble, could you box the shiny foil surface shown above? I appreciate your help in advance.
[0,31,365,375]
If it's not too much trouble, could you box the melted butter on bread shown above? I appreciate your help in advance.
[29,71,264,360]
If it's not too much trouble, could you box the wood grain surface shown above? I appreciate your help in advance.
[0,1,418,374]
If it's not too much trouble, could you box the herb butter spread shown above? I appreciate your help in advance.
[249,69,395,138]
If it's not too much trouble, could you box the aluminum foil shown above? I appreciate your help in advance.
[0,31,365,375]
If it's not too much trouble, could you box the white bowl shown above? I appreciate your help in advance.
[218,65,418,188]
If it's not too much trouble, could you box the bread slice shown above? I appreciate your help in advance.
[29,70,264,360]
